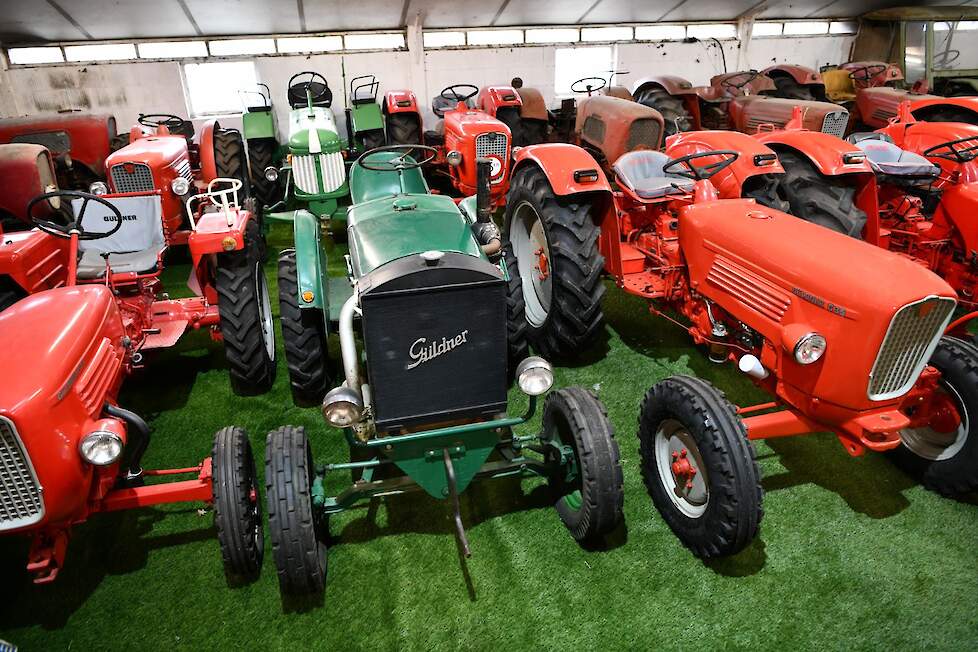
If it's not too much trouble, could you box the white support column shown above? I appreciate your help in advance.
[405,12,428,108]
[735,1,767,72]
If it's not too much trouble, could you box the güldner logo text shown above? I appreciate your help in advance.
[407,330,469,370]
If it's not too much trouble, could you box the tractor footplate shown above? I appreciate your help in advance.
[443,448,471,558]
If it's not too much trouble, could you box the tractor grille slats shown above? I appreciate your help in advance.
[110,162,154,194]
[868,296,955,400]
[0,417,44,532]
[707,256,791,322]
[820,111,850,138]
[292,152,345,196]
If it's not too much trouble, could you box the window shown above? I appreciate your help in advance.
[138,41,207,59]
[554,46,613,96]
[829,21,858,35]
[64,43,137,62]
[184,61,258,116]
[783,21,829,36]
[525,28,579,44]
[686,24,737,40]
[467,30,524,46]
[208,39,275,56]
[581,27,633,42]
[277,36,343,53]
[7,46,64,64]
[752,23,783,37]
[343,33,405,50]
[635,25,686,41]
[424,31,466,48]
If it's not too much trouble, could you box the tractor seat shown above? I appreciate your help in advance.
[72,195,166,279]
[612,150,695,199]
[847,133,940,178]
[351,85,376,105]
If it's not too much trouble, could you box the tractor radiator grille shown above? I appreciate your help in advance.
[75,338,123,415]
[476,132,509,184]
[820,111,850,138]
[627,119,663,152]
[706,256,791,322]
[292,152,345,195]
[868,296,956,400]
[0,417,44,532]
[110,162,154,193]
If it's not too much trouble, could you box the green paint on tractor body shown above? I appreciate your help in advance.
[242,109,276,140]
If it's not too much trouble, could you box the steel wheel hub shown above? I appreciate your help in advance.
[511,201,553,328]
[655,419,709,518]
[900,381,969,462]
[255,261,275,359]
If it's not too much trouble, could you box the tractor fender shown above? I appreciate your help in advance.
[383,90,420,115]
[188,207,251,258]
[512,144,611,196]
[516,87,548,121]
[197,119,220,182]
[478,85,522,117]
[756,130,874,177]
[763,64,823,86]
[632,75,696,97]
[292,209,328,313]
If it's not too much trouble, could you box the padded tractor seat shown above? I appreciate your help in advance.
[612,150,695,199]
[72,195,166,279]
[847,132,940,178]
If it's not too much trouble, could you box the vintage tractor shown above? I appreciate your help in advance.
[631,70,851,138]
[513,85,550,145]
[240,83,283,208]
[0,113,126,190]
[0,182,272,584]
[0,143,60,233]
[761,64,829,101]
[344,74,387,154]
[265,146,623,597]
[504,138,978,558]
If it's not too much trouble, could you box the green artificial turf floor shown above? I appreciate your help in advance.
[1,223,976,651]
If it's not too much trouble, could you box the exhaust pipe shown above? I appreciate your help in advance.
[473,157,501,257]
[104,403,150,480]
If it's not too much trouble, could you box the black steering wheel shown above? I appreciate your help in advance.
[848,64,888,84]
[721,71,760,91]
[923,136,978,163]
[571,77,607,95]
[288,71,330,102]
[357,145,439,171]
[138,113,188,131]
[663,150,740,181]
[27,190,123,240]
[440,84,479,102]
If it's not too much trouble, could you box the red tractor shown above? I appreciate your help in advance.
[0,180,273,583]
[502,133,978,558]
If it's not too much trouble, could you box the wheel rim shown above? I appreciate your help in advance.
[247,456,262,551]
[654,419,709,518]
[511,200,552,328]
[255,262,275,359]
[900,381,969,461]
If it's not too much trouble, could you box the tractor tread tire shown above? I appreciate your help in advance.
[769,74,816,101]
[247,138,277,208]
[743,174,790,213]
[893,337,978,497]
[505,166,605,360]
[546,387,624,543]
[502,241,531,377]
[635,87,693,136]
[110,133,131,152]
[214,128,251,198]
[637,375,763,559]
[521,118,549,145]
[496,106,524,146]
[266,425,327,596]
[358,130,386,153]
[386,113,422,145]
[278,249,332,406]
[212,426,263,583]
[776,149,868,237]
[216,219,276,395]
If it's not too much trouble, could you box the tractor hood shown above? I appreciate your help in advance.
[680,199,956,410]
[347,193,484,277]
[288,106,343,154]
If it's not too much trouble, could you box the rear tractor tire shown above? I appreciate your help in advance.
[214,128,251,199]
[385,113,422,145]
[266,426,328,597]
[504,166,605,360]
[212,426,264,583]
[894,337,978,497]
[634,87,693,136]
[278,249,332,406]
[545,387,624,544]
[216,218,277,395]
[495,106,524,147]
[769,74,815,101]
[246,138,278,209]
[637,376,763,558]
[776,149,868,238]
[357,129,386,153]
[502,242,530,378]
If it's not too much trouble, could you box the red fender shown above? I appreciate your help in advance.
[477,85,522,118]
[197,119,220,183]
[383,90,420,115]
[763,64,823,86]
[512,144,611,196]
[631,75,697,98]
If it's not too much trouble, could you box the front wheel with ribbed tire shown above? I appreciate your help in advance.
[212,426,263,584]
[215,218,276,395]
[278,249,332,406]
[266,426,328,597]
[504,166,605,360]
[246,138,278,208]
[637,375,763,559]
[545,387,624,544]
[894,337,978,497]
[385,112,422,145]
[775,149,867,238]
[634,87,694,136]
[214,128,251,199]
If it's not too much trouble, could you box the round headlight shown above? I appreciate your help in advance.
[89,181,109,196]
[264,166,280,182]
[79,431,124,466]
[322,386,364,427]
[516,356,554,396]
[446,150,463,167]
[170,176,191,196]
[794,333,827,364]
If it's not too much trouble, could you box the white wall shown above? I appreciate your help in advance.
[0,33,856,137]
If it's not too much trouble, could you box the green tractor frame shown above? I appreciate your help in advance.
[344,74,387,154]
[263,149,624,597]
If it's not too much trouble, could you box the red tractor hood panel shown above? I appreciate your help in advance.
[106,135,188,171]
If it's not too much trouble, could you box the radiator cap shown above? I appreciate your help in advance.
[420,250,444,266]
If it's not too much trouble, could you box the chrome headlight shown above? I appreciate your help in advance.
[446,150,463,167]
[322,386,364,427]
[794,333,827,364]
[79,431,124,466]
[89,181,109,196]
[516,356,554,396]
[170,176,191,196]
[264,165,279,182]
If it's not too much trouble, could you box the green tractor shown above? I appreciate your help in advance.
[344,74,387,154]
[240,83,283,209]
[265,148,624,597]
